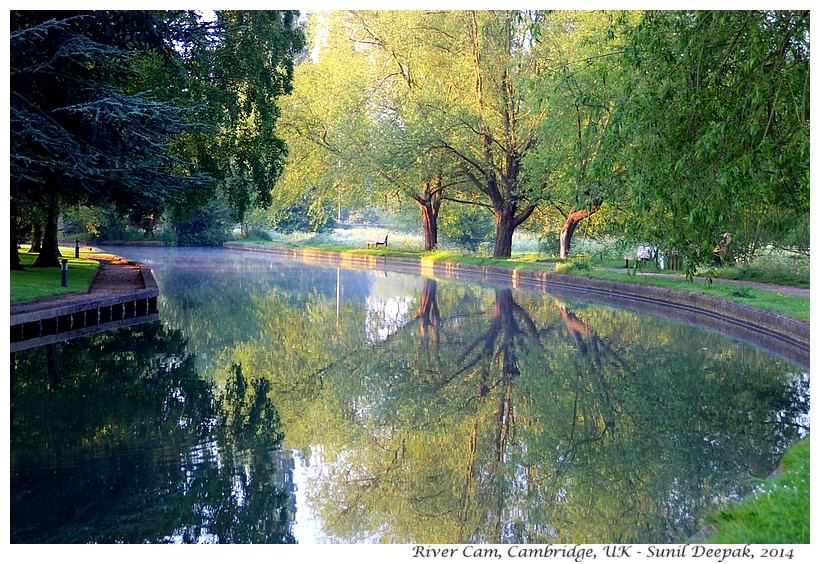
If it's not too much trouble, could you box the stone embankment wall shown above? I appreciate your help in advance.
[225,242,809,369]
[10,268,160,353]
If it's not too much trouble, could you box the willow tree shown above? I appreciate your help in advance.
[280,11,553,256]
[414,10,548,258]
[278,11,463,249]
[275,11,379,232]
[611,10,810,270]
[523,11,634,258]
[349,10,552,257]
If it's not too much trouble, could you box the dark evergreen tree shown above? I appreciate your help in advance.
[10,10,211,267]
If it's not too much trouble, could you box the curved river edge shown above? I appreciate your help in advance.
[224,242,810,370]
[226,242,810,543]
[10,264,159,353]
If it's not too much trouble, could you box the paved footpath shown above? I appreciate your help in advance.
[623,270,809,298]
[10,255,147,317]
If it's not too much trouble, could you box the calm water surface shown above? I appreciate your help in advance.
[10,246,810,544]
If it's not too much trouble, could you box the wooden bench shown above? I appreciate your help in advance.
[367,234,388,248]
[625,245,657,269]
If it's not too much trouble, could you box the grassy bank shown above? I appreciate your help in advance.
[10,248,101,302]
[702,436,810,544]
[236,239,810,323]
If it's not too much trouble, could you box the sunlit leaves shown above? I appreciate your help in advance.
[611,10,809,268]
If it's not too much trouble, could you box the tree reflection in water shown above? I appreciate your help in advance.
[249,280,808,544]
[10,256,810,545]
[11,322,294,543]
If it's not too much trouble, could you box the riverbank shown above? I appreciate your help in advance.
[10,253,158,353]
[9,243,810,544]
[224,241,810,368]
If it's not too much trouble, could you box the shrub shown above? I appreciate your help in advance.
[554,253,593,273]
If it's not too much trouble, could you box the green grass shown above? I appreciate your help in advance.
[570,268,810,323]
[709,262,810,289]
[10,249,101,302]
[703,436,810,544]
[236,237,810,323]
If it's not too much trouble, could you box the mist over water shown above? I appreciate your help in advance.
[10,246,809,544]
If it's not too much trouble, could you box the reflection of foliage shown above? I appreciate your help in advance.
[216,363,285,452]
[228,278,808,544]
[11,323,295,544]
[152,252,375,379]
[103,252,808,544]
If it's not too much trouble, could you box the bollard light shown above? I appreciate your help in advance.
[61,259,69,288]
[75,240,80,258]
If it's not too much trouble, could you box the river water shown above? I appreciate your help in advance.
[10,246,810,544]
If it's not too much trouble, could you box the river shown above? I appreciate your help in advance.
[10,245,810,544]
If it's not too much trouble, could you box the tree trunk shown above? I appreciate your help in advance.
[32,195,62,268]
[10,200,22,270]
[417,201,439,251]
[493,212,516,258]
[559,203,601,259]
[413,175,443,251]
[28,221,42,253]
[492,203,535,258]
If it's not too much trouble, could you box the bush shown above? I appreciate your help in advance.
[169,201,232,247]
[243,228,273,242]
[537,233,561,257]
[554,253,593,273]
[439,204,494,251]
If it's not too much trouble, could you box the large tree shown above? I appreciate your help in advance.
[277,10,458,250]
[168,10,305,229]
[524,11,633,258]
[611,10,810,271]
[10,11,209,268]
[281,11,549,257]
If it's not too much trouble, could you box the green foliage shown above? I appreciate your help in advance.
[730,287,755,299]
[721,264,809,289]
[554,253,594,273]
[269,186,337,234]
[10,11,212,267]
[438,203,495,251]
[610,11,810,271]
[173,10,305,223]
[169,198,233,246]
[63,205,162,242]
[525,11,634,248]
[278,10,809,263]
